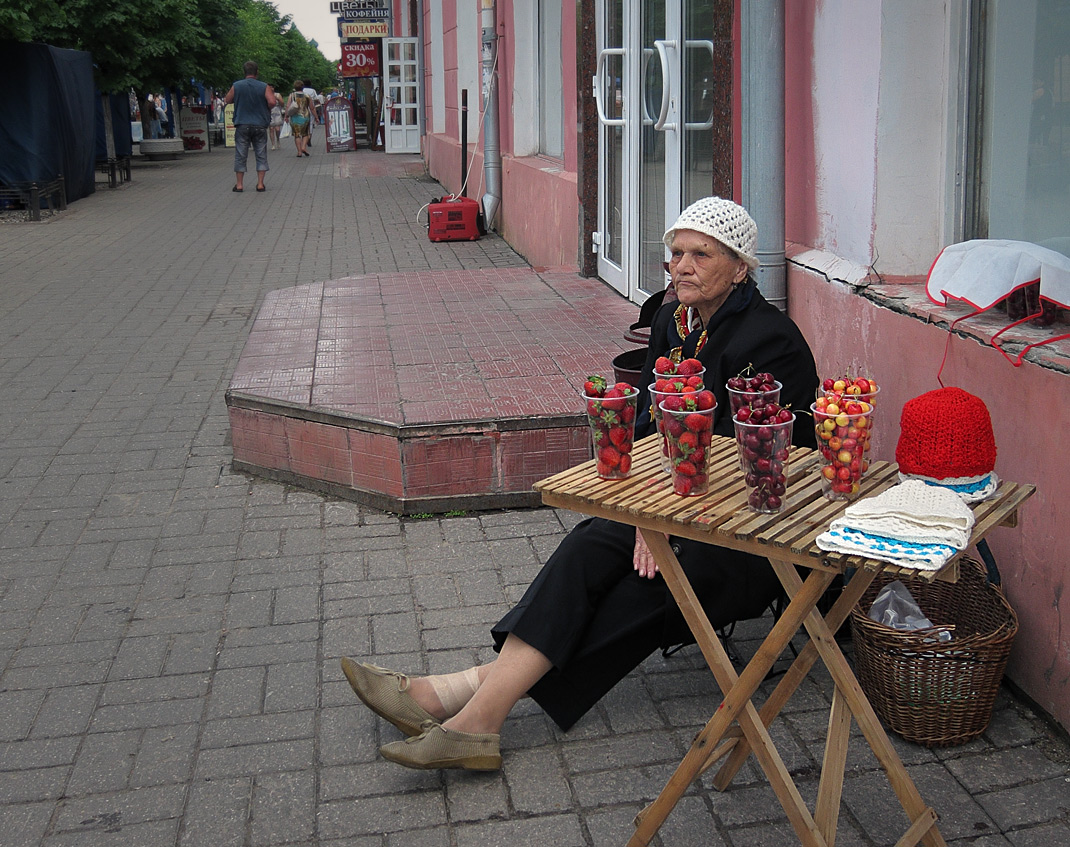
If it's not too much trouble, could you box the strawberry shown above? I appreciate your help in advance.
[654,377,675,392]
[584,374,607,396]
[695,390,716,410]
[678,431,698,451]
[654,356,674,374]
[621,403,635,424]
[675,460,697,476]
[675,358,703,376]
[684,412,711,432]
[686,376,704,389]
[674,477,693,496]
[596,460,615,476]
[613,382,634,394]
[598,446,621,468]
[618,454,632,474]
[601,387,626,412]
[608,426,630,449]
[665,416,686,438]
[661,394,687,412]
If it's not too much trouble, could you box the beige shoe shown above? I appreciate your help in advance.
[340,657,438,736]
[380,722,501,771]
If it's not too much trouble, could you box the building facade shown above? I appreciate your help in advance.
[407,0,1070,731]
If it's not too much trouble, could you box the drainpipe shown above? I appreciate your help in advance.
[480,0,502,230]
[741,1,787,311]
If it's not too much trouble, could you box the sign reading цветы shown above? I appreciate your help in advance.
[330,0,388,11]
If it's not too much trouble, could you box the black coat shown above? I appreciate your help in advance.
[492,282,819,731]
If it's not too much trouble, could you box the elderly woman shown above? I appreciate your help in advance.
[285,80,312,157]
[341,197,819,771]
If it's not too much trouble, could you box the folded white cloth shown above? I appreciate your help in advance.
[927,239,1070,312]
[837,480,975,548]
[816,480,976,571]
[816,526,958,571]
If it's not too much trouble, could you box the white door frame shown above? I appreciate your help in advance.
[595,1,689,303]
[384,37,421,154]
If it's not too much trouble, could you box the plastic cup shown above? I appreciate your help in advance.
[659,400,716,496]
[811,399,876,500]
[734,414,795,513]
[647,382,679,473]
[816,383,881,409]
[652,367,706,389]
[727,379,783,416]
[584,389,639,480]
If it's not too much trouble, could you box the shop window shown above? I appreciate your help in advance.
[538,1,564,158]
[963,0,1069,326]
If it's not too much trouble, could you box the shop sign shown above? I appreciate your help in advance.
[330,0,388,10]
[325,96,357,152]
[180,105,209,152]
[338,19,389,40]
[341,41,379,78]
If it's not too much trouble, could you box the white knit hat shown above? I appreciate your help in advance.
[662,197,760,269]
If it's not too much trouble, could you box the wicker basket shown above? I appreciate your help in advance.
[849,556,1018,747]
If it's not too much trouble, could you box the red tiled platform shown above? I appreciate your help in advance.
[226,268,643,512]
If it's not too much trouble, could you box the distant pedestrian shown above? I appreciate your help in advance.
[223,60,281,193]
[285,80,313,158]
[303,84,320,147]
[145,95,161,139]
[269,100,284,150]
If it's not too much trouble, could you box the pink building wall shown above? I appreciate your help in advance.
[421,0,581,269]
[784,1,1070,730]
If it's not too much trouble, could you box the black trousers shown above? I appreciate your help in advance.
[491,517,782,731]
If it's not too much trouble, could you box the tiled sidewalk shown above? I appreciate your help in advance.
[0,145,1066,847]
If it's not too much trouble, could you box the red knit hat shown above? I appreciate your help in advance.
[895,387,997,482]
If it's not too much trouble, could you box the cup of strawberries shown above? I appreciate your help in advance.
[659,389,717,496]
[583,375,639,479]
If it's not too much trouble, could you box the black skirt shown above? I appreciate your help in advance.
[491,516,782,731]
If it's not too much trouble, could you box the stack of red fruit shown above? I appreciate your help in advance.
[811,373,878,498]
[660,389,717,495]
[731,372,794,512]
[583,375,639,479]
[726,371,782,415]
[650,357,706,468]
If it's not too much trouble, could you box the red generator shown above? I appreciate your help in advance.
[427,196,482,242]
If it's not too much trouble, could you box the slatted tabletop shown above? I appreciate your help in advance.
[535,434,1035,582]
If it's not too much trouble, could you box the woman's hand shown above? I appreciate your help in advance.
[633,530,663,579]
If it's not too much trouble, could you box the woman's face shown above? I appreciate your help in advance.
[668,229,749,321]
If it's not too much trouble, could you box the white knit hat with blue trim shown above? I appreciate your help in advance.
[663,197,759,270]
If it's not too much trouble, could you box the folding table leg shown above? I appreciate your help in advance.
[713,566,876,790]
[630,532,833,847]
[815,686,852,847]
[768,559,947,847]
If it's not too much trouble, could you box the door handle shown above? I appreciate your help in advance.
[684,40,716,130]
[594,48,626,127]
[653,39,677,132]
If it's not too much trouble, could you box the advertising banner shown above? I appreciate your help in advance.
[339,20,389,40]
[325,96,357,152]
[180,105,209,152]
[341,41,379,78]
[224,103,235,147]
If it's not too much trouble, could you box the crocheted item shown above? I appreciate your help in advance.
[816,526,958,571]
[662,197,759,269]
[895,387,997,501]
[816,480,975,571]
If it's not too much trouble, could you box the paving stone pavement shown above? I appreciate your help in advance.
[1,146,1068,847]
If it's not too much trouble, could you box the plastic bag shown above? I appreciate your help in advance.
[279,122,292,139]
[868,581,952,642]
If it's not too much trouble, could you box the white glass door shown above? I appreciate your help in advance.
[384,38,421,154]
[595,1,722,301]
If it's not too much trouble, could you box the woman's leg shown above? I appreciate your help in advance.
[440,635,551,735]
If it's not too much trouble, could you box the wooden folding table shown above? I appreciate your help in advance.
[534,434,1034,847]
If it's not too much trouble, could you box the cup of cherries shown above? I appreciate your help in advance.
[811,373,878,500]
[730,371,795,513]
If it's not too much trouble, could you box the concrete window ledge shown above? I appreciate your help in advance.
[788,244,1070,376]
[138,139,185,161]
